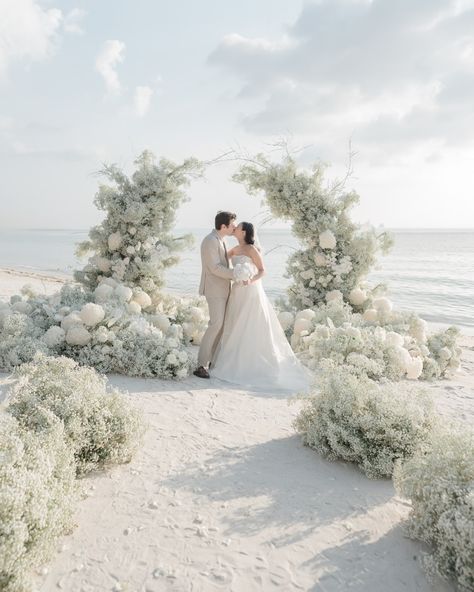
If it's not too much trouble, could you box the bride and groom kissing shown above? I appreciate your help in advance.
[193,211,309,392]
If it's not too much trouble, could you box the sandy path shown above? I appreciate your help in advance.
[24,372,457,592]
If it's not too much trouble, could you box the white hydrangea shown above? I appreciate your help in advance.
[127,301,141,314]
[108,231,123,251]
[349,287,367,306]
[66,326,91,346]
[373,297,393,315]
[406,356,423,380]
[325,289,343,303]
[12,301,33,314]
[115,284,133,302]
[314,253,327,267]
[61,312,84,332]
[79,303,105,327]
[319,229,337,249]
[362,308,378,322]
[94,283,114,303]
[132,290,152,309]
[43,326,66,347]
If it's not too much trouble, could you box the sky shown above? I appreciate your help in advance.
[1,0,473,230]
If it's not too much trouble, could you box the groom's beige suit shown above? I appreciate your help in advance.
[198,229,234,368]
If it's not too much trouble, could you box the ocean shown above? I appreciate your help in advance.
[0,228,472,332]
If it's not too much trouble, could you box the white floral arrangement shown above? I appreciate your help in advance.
[0,151,212,378]
[75,150,204,297]
[394,427,474,591]
[7,354,145,475]
[233,261,254,283]
[233,153,393,310]
[0,411,76,592]
[284,299,460,382]
[294,363,436,478]
[0,354,144,590]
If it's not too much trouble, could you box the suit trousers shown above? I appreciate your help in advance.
[198,296,228,368]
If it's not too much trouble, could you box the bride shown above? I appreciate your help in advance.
[210,222,311,392]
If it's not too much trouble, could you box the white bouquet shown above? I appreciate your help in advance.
[233,262,254,283]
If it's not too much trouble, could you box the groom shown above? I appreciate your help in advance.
[193,211,236,379]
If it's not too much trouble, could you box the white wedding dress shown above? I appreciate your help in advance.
[211,255,312,393]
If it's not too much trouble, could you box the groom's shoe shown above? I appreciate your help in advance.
[193,366,210,379]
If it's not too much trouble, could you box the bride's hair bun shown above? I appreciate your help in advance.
[241,222,255,245]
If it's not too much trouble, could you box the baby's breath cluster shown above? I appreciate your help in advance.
[394,428,474,591]
[0,354,144,591]
[294,363,436,479]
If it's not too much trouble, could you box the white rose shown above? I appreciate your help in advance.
[44,326,66,347]
[129,226,137,235]
[166,338,179,348]
[182,322,194,338]
[178,350,188,363]
[177,367,188,379]
[319,229,337,250]
[126,245,136,255]
[79,303,105,327]
[348,288,367,306]
[108,231,122,251]
[66,326,91,346]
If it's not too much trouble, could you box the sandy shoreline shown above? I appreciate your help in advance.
[0,267,473,591]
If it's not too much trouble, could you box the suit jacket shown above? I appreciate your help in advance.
[199,229,234,298]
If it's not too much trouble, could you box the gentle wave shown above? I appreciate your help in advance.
[0,228,472,331]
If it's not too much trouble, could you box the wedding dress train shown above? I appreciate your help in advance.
[211,255,312,392]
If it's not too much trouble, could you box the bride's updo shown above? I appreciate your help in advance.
[241,222,255,245]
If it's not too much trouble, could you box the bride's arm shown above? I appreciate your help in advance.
[247,246,265,283]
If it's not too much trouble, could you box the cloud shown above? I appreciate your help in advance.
[208,0,474,158]
[133,85,153,117]
[95,40,126,95]
[0,0,62,79]
[63,8,86,35]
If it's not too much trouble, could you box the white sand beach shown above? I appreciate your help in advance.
[1,268,473,592]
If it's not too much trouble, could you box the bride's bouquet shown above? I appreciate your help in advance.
[233,262,254,283]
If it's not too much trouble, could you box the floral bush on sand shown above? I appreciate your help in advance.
[294,363,436,478]
[0,412,76,592]
[394,427,474,591]
[0,354,144,590]
[7,354,145,475]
